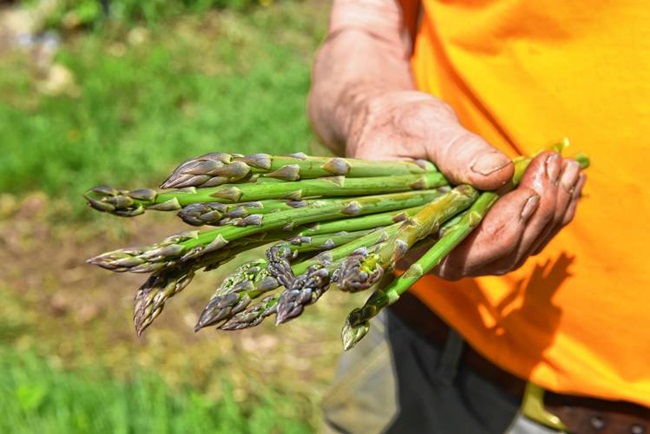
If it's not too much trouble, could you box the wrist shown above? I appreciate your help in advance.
[308,8,414,154]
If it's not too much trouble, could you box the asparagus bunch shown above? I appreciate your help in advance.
[340,151,590,349]
[85,146,588,349]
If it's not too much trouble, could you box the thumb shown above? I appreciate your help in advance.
[428,123,513,191]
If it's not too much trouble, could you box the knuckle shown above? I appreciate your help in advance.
[435,262,462,281]
[428,98,458,121]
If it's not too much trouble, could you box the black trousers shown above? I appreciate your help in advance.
[386,309,520,433]
[321,309,546,434]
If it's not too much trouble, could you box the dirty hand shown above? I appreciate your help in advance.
[347,90,586,280]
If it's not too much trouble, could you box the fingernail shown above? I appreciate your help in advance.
[560,160,580,192]
[546,154,561,183]
[471,155,511,176]
[520,194,540,222]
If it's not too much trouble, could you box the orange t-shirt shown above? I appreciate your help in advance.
[409,0,650,406]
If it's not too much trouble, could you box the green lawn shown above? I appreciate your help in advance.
[0,2,326,218]
[0,348,311,434]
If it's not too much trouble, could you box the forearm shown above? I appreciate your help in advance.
[308,0,417,155]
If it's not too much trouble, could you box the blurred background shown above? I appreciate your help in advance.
[0,0,364,432]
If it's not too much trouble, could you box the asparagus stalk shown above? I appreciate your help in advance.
[177,194,433,228]
[84,171,447,217]
[161,152,438,188]
[194,259,276,330]
[300,203,428,235]
[177,200,308,226]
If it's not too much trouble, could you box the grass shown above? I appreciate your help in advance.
[0,348,311,434]
[0,3,326,219]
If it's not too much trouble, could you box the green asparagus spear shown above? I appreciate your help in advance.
[84,171,447,217]
[161,152,438,188]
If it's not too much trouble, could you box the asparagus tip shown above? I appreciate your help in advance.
[573,152,590,169]
[341,317,370,351]
[274,291,306,325]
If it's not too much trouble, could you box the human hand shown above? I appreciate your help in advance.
[347,90,587,280]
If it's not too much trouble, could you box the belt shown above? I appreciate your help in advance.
[389,292,650,434]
